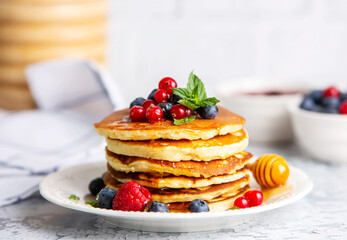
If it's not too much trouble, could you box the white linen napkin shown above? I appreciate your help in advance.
[0,59,125,207]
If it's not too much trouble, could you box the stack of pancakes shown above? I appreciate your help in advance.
[94,106,253,212]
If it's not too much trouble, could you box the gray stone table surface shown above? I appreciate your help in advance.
[1,144,347,240]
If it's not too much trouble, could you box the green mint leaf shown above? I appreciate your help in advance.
[171,88,191,99]
[178,99,199,110]
[231,207,240,210]
[173,115,196,125]
[187,72,207,100]
[198,97,220,107]
[86,201,99,207]
[69,194,80,201]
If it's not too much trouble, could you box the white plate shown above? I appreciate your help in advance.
[39,162,313,232]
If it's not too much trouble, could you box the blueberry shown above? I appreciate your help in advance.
[197,106,219,119]
[322,97,340,109]
[130,97,146,109]
[169,94,182,105]
[312,105,324,113]
[309,90,323,104]
[188,199,210,212]
[299,96,316,111]
[97,187,117,209]
[89,177,105,196]
[146,201,170,213]
[147,89,158,100]
[158,102,173,119]
[341,92,347,102]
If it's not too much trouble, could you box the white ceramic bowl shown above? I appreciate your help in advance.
[289,101,347,163]
[218,79,310,143]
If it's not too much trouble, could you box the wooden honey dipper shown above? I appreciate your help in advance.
[251,154,290,188]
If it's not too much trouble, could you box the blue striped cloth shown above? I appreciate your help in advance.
[0,59,125,207]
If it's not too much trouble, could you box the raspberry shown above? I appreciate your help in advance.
[112,181,152,212]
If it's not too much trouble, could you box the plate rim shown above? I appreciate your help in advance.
[39,161,313,220]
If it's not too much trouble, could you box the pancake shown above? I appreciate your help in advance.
[106,129,248,161]
[167,185,250,212]
[107,163,250,189]
[106,149,253,178]
[104,173,250,203]
[94,106,245,141]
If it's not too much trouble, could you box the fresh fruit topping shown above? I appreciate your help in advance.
[188,199,210,212]
[169,94,182,105]
[89,177,105,196]
[309,90,323,104]
[158,77,177,95]
[97,187,117,209]
[244,190,263,207]
[158,102,173,119]
[142,100,157,111]
[323,86,340,98]
[233,196,250,209]
[300,87,347,114]
[129,106,146,122]
[171,72,220,112]
[129,97,146,109]
[147,89,158,100]
[252,154,290,188]
[170,104,187,119]
[197,106,219,119]
[322,97,340,109]
[185,108,193,117]
[340,101,347,114]
[145,201,170,213]
[113,181,152,212]
[154,89,169,103]
[299,95,316,111]
[146,106,163,121]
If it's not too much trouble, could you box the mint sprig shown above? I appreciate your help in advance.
[69,194,80,201]
[86,201,99,207]
[173,115,196,125]
[172,72,220,111]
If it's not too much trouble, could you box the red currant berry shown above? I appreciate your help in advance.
[244,190,263,207]
[340,101,347,114]
[129,106,146,122]
[142,100,156,111]
[158,77,177,95]
[233,196,250,209]
[323,86,340,98]
[146,106,163,122]
[170,104,187,119]
[186,108,193,117]
[154,89,169,103]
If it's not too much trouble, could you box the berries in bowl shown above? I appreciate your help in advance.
[299,86,347,114]
[289,85,347,163]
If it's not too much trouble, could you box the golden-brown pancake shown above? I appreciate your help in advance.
[94,106,245,141]
[106,149,253,178]
[104,173,250,203]
[107,163,250,189]
[167,186,250,212]
[106,129,248,161]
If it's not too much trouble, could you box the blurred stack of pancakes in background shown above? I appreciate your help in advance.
[0,0,107,110]
[95,106,254,212]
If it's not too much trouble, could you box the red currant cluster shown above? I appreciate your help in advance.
[233,190,264,209]
[129,77,194,122]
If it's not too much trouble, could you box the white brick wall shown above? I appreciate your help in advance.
[107,0,347,102]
